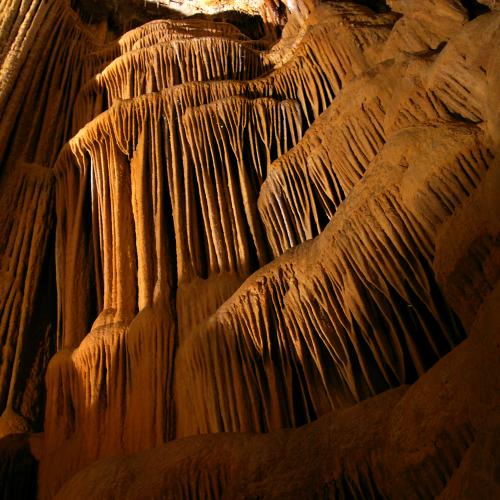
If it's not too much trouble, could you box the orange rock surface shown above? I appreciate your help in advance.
[0,0,498,498]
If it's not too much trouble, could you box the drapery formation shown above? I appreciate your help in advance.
[0,0,498,498]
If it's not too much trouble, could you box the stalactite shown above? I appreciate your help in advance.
[175,122,492,437]
[1,0,499,497]
[97,38,270,103]
[258,59,400,256]
[262,3,398,123]
[72,3,398,134]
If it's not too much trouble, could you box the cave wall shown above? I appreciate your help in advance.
[0,0,499,498]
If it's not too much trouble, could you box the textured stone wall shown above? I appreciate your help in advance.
[0,0,499,498]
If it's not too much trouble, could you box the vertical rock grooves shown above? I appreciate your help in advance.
[258,60,397,256]
[0,165,55,432]
[175,122,490,436]
[46,89,305,493]
[97,38,270,102]
[263,3,397,124]
[0,0,110,172]
[1,0,122,441]
[0,0,499,498]
[177,97,303,333]
[73,2,397,130]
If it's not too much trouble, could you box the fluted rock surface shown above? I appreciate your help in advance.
[0,0,499,498]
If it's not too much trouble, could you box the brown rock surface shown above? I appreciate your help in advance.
[0,0,498,498]
[53,279,500,499]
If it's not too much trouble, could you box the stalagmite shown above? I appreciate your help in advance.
[0,0,499,498]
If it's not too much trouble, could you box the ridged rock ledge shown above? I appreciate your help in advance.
[0,0,499,498]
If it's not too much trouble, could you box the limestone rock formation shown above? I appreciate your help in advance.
[0,0,499,498]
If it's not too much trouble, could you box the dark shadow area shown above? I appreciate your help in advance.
[354,0,391,13]
[460,0,491,19]
[0,433,38,500]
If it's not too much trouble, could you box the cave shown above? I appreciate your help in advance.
[0,0,499,498]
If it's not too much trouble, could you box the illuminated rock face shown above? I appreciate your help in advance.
[0,0,499,498]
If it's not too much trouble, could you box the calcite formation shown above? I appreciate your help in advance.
[0,0,499,498]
